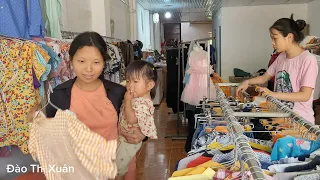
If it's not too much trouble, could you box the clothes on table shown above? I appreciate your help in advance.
[271,136,320,161]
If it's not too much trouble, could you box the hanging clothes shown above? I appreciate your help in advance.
[104,43,125,84]
[0,0,45,39]
[39,0,62,39]
[0,38,48,153]
[181,44,216,106]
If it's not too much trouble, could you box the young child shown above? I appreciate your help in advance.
[237,14,318,124]
[116,60,158,179]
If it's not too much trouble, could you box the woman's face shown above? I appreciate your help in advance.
[71,46,104,84]
[270,28,290,53]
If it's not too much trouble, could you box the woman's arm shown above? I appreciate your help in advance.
[247,73,272,85]
[120,126,146,144]
[271,87,313,102]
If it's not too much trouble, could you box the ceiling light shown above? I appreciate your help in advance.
[165,12,172,19]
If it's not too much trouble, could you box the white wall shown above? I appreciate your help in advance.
[308,0,320,37]
[137,4,151,50]
[61,0,92,32]
[61,0,137,40]
[181,23,212,42]
[220,4,308,79]
[110,0,130,40]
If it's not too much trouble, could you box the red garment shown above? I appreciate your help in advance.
[186,156,212,168]
[268,53,280,83]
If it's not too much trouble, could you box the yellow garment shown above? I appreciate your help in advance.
[230,161,249,171]
[29,110,118,180]
[207,142,234,151]
[248,142,272,153]
[169,168,215,180]
[186,167,207,176]
[0,40,46,153]
[172,161,224,177]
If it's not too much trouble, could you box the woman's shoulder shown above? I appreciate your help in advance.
[101,79,126,93]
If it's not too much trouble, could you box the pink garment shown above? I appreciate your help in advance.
[181,48,216,105]
[267,50,318,124]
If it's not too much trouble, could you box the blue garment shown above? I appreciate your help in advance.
[191,122,204,147]
[40,43,61,72]
[271,136,320,161]
[36,50,51,106]
[0,0,45,39]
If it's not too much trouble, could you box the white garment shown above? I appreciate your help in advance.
[268,161,310,173]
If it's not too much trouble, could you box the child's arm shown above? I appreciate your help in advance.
[124,99,138,124]
[271,86,313,102]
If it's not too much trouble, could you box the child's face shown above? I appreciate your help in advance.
[71,46,104,84]
[126,75,155,98]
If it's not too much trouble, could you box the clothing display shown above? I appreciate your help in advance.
[181,44,216,106]
[29,109,118,180]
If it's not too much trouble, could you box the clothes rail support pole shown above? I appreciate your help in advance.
[165,43,187,140]
[215,84,266,180]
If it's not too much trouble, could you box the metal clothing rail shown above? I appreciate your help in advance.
[215,84,266,180]
[256,88,320,139]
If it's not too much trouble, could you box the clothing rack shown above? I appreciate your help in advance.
[256,87,320,139]
[61,31,124,42]
[166,37,214,140]
[214,84,266,180]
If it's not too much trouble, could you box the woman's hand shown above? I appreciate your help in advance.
[120,126,146,144]
[236,80,250,96]
[256,87,272,95]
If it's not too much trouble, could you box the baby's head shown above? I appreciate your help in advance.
[126,61,157,99]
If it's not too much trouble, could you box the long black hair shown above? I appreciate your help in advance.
[270,14,306,43]
[68,31,108,78]
[126,61,158,99]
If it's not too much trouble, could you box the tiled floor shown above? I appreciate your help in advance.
[136,101,188,180]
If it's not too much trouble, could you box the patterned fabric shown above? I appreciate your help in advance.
[104,44,125,84]
[29,110,118,180]
[294,173,320,180]
[0,39,45,153]
[271,136,320,161]
[119,97,157,139]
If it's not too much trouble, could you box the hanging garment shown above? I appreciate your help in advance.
[0,39,46,153]
[104,43,125,84]
[116,97,157,176]
[0,0,45,39]
[39,0,62,39]
[181,45,216,106]
[29,109,118,180]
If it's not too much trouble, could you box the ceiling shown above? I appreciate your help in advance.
[137,0,314,23]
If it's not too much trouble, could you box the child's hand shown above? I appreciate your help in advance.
[124,90,136,102]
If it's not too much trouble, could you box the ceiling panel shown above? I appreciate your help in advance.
[284,0,315,4]
[223,0,253,7]
[137,0,314,23]
[249,0,288,6]
[137,0,223,23]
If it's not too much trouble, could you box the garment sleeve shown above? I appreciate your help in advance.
[27,0,45,37]
[132,99,157,139]
[301,56,319,89]
[267,55,280,77]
